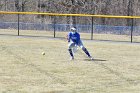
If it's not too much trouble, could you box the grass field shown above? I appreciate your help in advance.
[1,29,140,42]
[0,30,140,93]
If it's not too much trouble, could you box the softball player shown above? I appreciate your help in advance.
[67,27,93,60]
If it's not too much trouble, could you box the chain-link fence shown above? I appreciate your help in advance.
[0,16,140,43]
[0,0,140,42]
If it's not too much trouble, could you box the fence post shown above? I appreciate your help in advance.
[91,17,94,40]
[17,0,20,36]
[18,14,20,36]
[53,16,56,38]
[131,18,133,43]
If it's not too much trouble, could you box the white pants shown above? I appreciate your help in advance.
[68,40,84,49]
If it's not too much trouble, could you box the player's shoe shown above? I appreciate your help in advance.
[70,57,74,60]
[89,56,94,60]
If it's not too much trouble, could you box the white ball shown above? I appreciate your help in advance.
[42,52,45,55]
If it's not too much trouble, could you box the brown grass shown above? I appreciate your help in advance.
[1,29,140,42]
[0,29,140,93]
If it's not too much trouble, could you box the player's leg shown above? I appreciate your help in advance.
[68,49,74,60]
[68,42,75,60]
[72,44,78,53]
[78,40,93,60]
[82,46,93,59]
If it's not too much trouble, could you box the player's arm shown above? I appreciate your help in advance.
[67,33,71,42]
[77,33,81,41]
[66,34,68,40]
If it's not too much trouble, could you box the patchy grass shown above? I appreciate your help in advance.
[0,29,140,42]
[0,30,140,93]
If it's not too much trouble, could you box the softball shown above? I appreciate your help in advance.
[42,52,45,55]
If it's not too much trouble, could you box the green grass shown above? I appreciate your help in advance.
[0,30,140,93]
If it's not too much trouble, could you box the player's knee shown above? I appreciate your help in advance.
[69,43,74,48]
[68,49,72,52]
[82,46,86,51]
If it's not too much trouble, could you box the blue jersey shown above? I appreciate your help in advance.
[68,32,80,44]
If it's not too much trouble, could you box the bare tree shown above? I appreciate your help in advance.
[127,0,134,26]
[15,0,28,12]
[0,0,140,26]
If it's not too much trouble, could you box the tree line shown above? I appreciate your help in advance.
[0,0,139,26]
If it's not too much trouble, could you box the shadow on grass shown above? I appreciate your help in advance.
[1,33,140,44]
[0,33,53,38]
[84,58,107,61]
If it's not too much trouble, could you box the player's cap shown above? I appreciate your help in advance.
[71,27,76,31]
